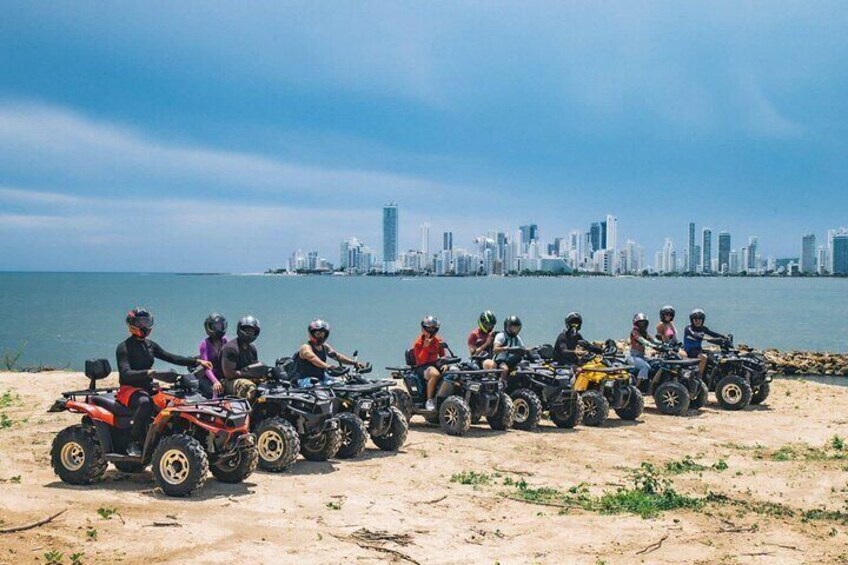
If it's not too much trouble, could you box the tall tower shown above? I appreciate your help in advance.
[718,232,731,274]
[702,228,712,274]
[801,234,816,274]
[382,203,398,273]
[605,215,618,251]
[442,231,453,251]
[420,223,431,257]
[688,222,696,273]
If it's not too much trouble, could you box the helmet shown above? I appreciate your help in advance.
[633,313,649,328]
[126,307,154,338]
[237,316,261,343]
[689,309,706,323]
[565,312,583,330]
[504,315,522,336]
[660,305,675,320]
[204,312,228,338]
[478,310,497,333]
[308,319,330,344]
[421,316,440,335]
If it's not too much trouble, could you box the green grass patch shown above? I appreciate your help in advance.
[450,470,493,486]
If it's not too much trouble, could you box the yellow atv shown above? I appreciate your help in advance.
[573,341,643,427]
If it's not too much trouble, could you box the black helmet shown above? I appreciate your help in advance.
[690,309,706,323]
[308,319,330,344]
[660,305,675,320]
[565,312,583,330]
[126,307,154,337]
[504,315,522,336]
[421,316,440,335]
[204,312,228,338]
[237,316,261,343]
[478,310,497,332]
[633,312,649,328]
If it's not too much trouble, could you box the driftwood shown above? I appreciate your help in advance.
[0,509,66,534]
[636,533,669,555]
[415,494,448,505]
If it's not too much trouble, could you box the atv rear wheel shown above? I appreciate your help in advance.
[487,392,515,431]
[550,396,583,428]
[336,412,368,459]
[689,380,709,410]
[211,446,258,484]
[654,381,691,416]
[300,428,342,461]
[151,433,209,497]
[113,461,146,473]
[439,395,471,436]
[256,417,300,472]
[614,385,644,421]
[390,388,414,422]
[371,407,409,451]
[51,424,107,485]
[715,374,752,410]
[510,388,542,431]
[751,381,771,405]
[580,390,609,427]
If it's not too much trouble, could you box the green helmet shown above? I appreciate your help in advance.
[478,310,497,332]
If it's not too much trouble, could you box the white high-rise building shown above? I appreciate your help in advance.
[817,246,829,275]
[661,238,675,274]
[420,223,431,260]
[605,215,618,251]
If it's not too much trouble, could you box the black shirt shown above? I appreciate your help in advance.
[292,343,334,379]
[221,338,259,381]
[553,328,601,365]
[115,337,197,389]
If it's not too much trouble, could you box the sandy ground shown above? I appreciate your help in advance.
[1,372,848,565]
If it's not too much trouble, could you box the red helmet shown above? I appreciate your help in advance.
[126,307,154,338]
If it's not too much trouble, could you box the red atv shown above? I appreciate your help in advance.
[49,359,257,497]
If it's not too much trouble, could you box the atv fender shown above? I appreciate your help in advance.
[65,400,119,427]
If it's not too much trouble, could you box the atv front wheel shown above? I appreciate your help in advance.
[390,388,414,422]
[211,446,258,484]
[689,380,709,410]
[581,390,610,427]
[440,395,471,436]
[715,375,752,411]
[336,412,368,459]
[300,428,342,461]
[751,381,770,405]
[151,433,209,497]
[614,385,644,421]
[654,381,691,416]
[371,407,409,451]
[256,417,300,472]
[510,388,542,431]
[550,396,583,428]
[51,424,108,485]
[487,392,515,431]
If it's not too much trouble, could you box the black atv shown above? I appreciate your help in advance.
[501,345,583,431]
[640,343,705,416]
[322,355,409,458]
[244,363,341,471]
[702,335,774,410]
[388,344,514,436]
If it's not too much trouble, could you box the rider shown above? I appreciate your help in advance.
[115,308,212,458]
[553,312,603,365]
[412,316,447,412]
[627,313,663,382]
[492,315,525,380]
[467,310,498,370]
[684,309,728,376]
[220,316,263,401]
[655,305,678,344]
[291,319,364,386]
[198,313,228,398]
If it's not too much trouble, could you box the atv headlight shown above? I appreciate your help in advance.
[468,382,481,392]
[360,400,373,411]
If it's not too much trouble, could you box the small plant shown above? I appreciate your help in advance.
[325,500,344,511]
[712,459,729,472]
[664,456,706,475]
[70,553,84,565]
[832,436,845,451]
[85,528,98,541]
[43,550,64,564]
[450,471,493,486]
[10,475,21,484]
[97,507,117,520]
[0,413,13,429]
[772,446,797,461]
[0,390,20,408]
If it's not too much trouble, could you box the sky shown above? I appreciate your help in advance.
[1,1,847,272]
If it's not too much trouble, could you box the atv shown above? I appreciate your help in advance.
[572,340,644,426]
[322,354,409,458]
[701,335,774,410]
[49,359,257,497]
[244,362,341,471]
[388,344,514,436]
[500,345,583,431]
[641,342,706,416]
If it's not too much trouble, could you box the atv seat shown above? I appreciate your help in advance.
[89,394,133,428]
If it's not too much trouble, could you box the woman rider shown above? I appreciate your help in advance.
[684,309,728,377]
[291,319,364,386]
[198,313,228,398]
[116,308,212,457]
[627,313,662,382]
[411,316,447,412]
[655,305,678,344]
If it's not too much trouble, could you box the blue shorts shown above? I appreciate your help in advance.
[684,346,702,358]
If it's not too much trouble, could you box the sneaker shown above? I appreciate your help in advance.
[126,442,142,458]
[425,399,436,411]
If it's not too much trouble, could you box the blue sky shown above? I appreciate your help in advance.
[1,1,847,271]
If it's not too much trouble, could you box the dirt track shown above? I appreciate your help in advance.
[1,371,848,565]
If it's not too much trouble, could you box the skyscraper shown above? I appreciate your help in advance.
[833,233,848,275]
[442,231,453,251]
[747,236,758,271]
[605,215,618,251]
[688,222,696,273]
[702,228,712,274]
[718,232,731,274]
[589,223,601,253]
[600,220,607,250]
[420,223,431,258]
[519,224,538,248]
[801,234,816,274]
[382,203,398,273]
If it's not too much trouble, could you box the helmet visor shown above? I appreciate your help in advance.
[131,317,154,330]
